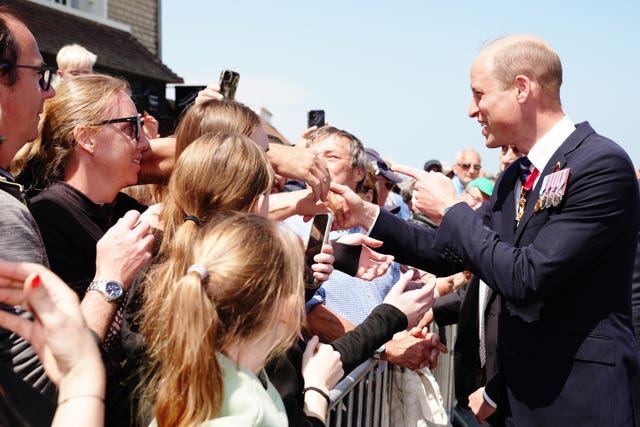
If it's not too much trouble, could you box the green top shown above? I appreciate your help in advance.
[149,352,288,427]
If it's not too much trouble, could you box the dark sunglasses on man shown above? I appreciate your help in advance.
[459,163,482,171]
[91,116,141,142]
[0,63,56,91]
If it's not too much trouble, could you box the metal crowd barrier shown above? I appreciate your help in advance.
[326,324,458,427]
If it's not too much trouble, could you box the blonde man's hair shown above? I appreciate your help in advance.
[56,43,97,74]
[11,73,130,191]
[141,214,304,427]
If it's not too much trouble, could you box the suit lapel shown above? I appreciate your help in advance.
[513,122,594,243]
[493,162,520,244]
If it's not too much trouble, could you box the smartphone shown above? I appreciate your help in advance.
[304,213,334,289]
[307,110,325,129]
[218,69,240,100]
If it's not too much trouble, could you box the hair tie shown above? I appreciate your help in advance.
[184,215,203,226]
[187,264,208,281]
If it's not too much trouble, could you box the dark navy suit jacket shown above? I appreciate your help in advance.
[370,122,640,426]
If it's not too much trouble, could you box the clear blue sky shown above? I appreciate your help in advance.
[161,1,639,175]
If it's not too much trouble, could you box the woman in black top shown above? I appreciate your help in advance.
[12,74,151,426]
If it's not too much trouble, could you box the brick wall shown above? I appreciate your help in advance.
[108,0,159,56]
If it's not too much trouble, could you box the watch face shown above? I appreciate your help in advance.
[105,281,124,300]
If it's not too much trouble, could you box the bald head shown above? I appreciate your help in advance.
[479,34,563,108]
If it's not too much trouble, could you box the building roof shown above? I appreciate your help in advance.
[9,0,183,83]
[261,120,291,146]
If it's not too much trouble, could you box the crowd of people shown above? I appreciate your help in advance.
[1,4,640,427]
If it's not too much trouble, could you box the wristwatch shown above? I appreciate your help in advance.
[87,279,124,303]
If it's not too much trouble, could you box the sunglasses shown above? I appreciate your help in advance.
[459,163,482,171]
[91,116,141,141]
[0,63,56,91]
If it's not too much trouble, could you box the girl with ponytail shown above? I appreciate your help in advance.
[142,214,335,426]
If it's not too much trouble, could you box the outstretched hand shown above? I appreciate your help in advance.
[383,268,435,328]
[327,182,379,231]
[267,144,331,202]
[336,234,394,281]
[0,261,105,388]
[383,329,447,370]
[392,164,460,225]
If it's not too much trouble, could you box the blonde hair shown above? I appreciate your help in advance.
[10,73,130,191]
[141,214,304,427]
[175,98,261,158]
[157,132,272,271]
[145,98,262,202]
[56,43,97,74]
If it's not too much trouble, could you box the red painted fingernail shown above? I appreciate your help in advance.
[31,274,41,289]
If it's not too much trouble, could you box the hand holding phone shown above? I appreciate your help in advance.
[218,69,240,100]
[307,110,325,129]
[304,213,334,289]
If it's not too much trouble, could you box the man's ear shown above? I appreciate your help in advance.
[514,75,531,103]
[73,125,95,154]
[353,166,366,184]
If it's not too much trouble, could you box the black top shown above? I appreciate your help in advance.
[30,182,146,296]
[266,303,407,427]
[30,182,146,427]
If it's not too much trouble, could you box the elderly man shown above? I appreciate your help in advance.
[287,126,442,370]
[452,148,482,194]
[331,34,640,426]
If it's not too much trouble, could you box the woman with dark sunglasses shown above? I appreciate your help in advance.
[9,73,152,426]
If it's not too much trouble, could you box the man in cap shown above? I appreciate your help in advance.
[424,159,443,173]
[366,147,407,217]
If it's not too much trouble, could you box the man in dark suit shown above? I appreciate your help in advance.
[330,34,640,426]
[434,151,520,426]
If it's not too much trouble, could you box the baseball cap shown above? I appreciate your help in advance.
[365,148,403,183]
[423,159,442,173]
[466,177,494,197]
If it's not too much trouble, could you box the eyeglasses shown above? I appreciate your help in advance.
[459,163,482,171]
[0,63,56,91]
[91,116,141,141]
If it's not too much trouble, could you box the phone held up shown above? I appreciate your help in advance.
[218,69,240,100]
[307,109,325,129]
[304,213,334,290]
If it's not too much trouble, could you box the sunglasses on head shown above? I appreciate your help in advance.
[91,116,141,141]
[460,163,482,171]
[0,63,56,91]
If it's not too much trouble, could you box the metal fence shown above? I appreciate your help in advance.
[326,325,457,427]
